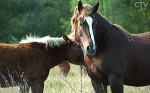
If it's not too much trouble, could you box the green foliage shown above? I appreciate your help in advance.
[0,0,71,43]
[70,0,150,33]
[0,0,149,43]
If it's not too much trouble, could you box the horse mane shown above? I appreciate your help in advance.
[112,24,133,36]
[20,36,66,48]
[67,31,75,40]
[71,6,79,32]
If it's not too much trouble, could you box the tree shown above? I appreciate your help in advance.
[70,0,150,34]
[0,0,71,43]
[0,0,149,43]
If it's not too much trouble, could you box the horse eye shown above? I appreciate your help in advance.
[80,23,83,26]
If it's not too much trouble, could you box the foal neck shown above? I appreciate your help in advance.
[45,44,69,68]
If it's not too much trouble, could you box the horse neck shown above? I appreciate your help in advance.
[27,42,68,68]
[94,13,127,51]
[38,42,84,67]
[46,45,69,68]
[66,47,84,66]
[48,43,85,66]
[95,13,116,35]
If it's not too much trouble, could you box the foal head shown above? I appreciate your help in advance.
[71,1,99,56]
[20,34,84,67]
[62,34,84,65]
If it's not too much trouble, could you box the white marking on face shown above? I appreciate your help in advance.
[85,16,96,50]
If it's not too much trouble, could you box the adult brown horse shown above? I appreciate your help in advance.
[0,34,83,93]
[71,1,150,93]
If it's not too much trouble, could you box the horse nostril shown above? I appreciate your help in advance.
[87,46,91,52]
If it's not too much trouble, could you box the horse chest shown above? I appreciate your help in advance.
[84,57,108,83]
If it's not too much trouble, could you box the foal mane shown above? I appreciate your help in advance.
[20,36,66,48]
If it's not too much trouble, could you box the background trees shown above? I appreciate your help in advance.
[0,0,149,43]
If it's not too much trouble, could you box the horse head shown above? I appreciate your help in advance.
[62,34,84,65]
[71,0,99,56]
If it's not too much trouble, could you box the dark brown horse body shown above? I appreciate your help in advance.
[71,1,150,93]
[0,34,83,93]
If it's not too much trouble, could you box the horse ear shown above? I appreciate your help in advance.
[62,34,71,43]
[78,0,83,14]
[92,2,99,13]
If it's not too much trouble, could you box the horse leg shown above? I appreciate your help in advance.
[91,79,107,93]
[58,61,70,77]
[108,73,123,93]
[30,80,44,93]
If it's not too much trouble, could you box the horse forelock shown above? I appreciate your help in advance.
[20,36,66,49]
[71,4,92,32]
[82,4,92,17]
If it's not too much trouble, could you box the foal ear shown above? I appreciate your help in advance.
[62,34,71,43]
[92,2,99,13]
[78,0,83,14]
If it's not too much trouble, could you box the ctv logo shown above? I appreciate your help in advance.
[135,2,148,11]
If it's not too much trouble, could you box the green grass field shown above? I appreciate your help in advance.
[0,64,150,93]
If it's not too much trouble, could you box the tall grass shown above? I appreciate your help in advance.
[0,64,150,93]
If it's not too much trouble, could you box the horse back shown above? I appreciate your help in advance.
[123,32,150,86]
[0,43,49,87]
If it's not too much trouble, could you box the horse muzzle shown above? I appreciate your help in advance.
[85,44,97,56]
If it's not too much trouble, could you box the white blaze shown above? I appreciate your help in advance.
[85,16,96,50]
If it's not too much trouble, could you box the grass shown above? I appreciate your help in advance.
[0,64,150,93]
